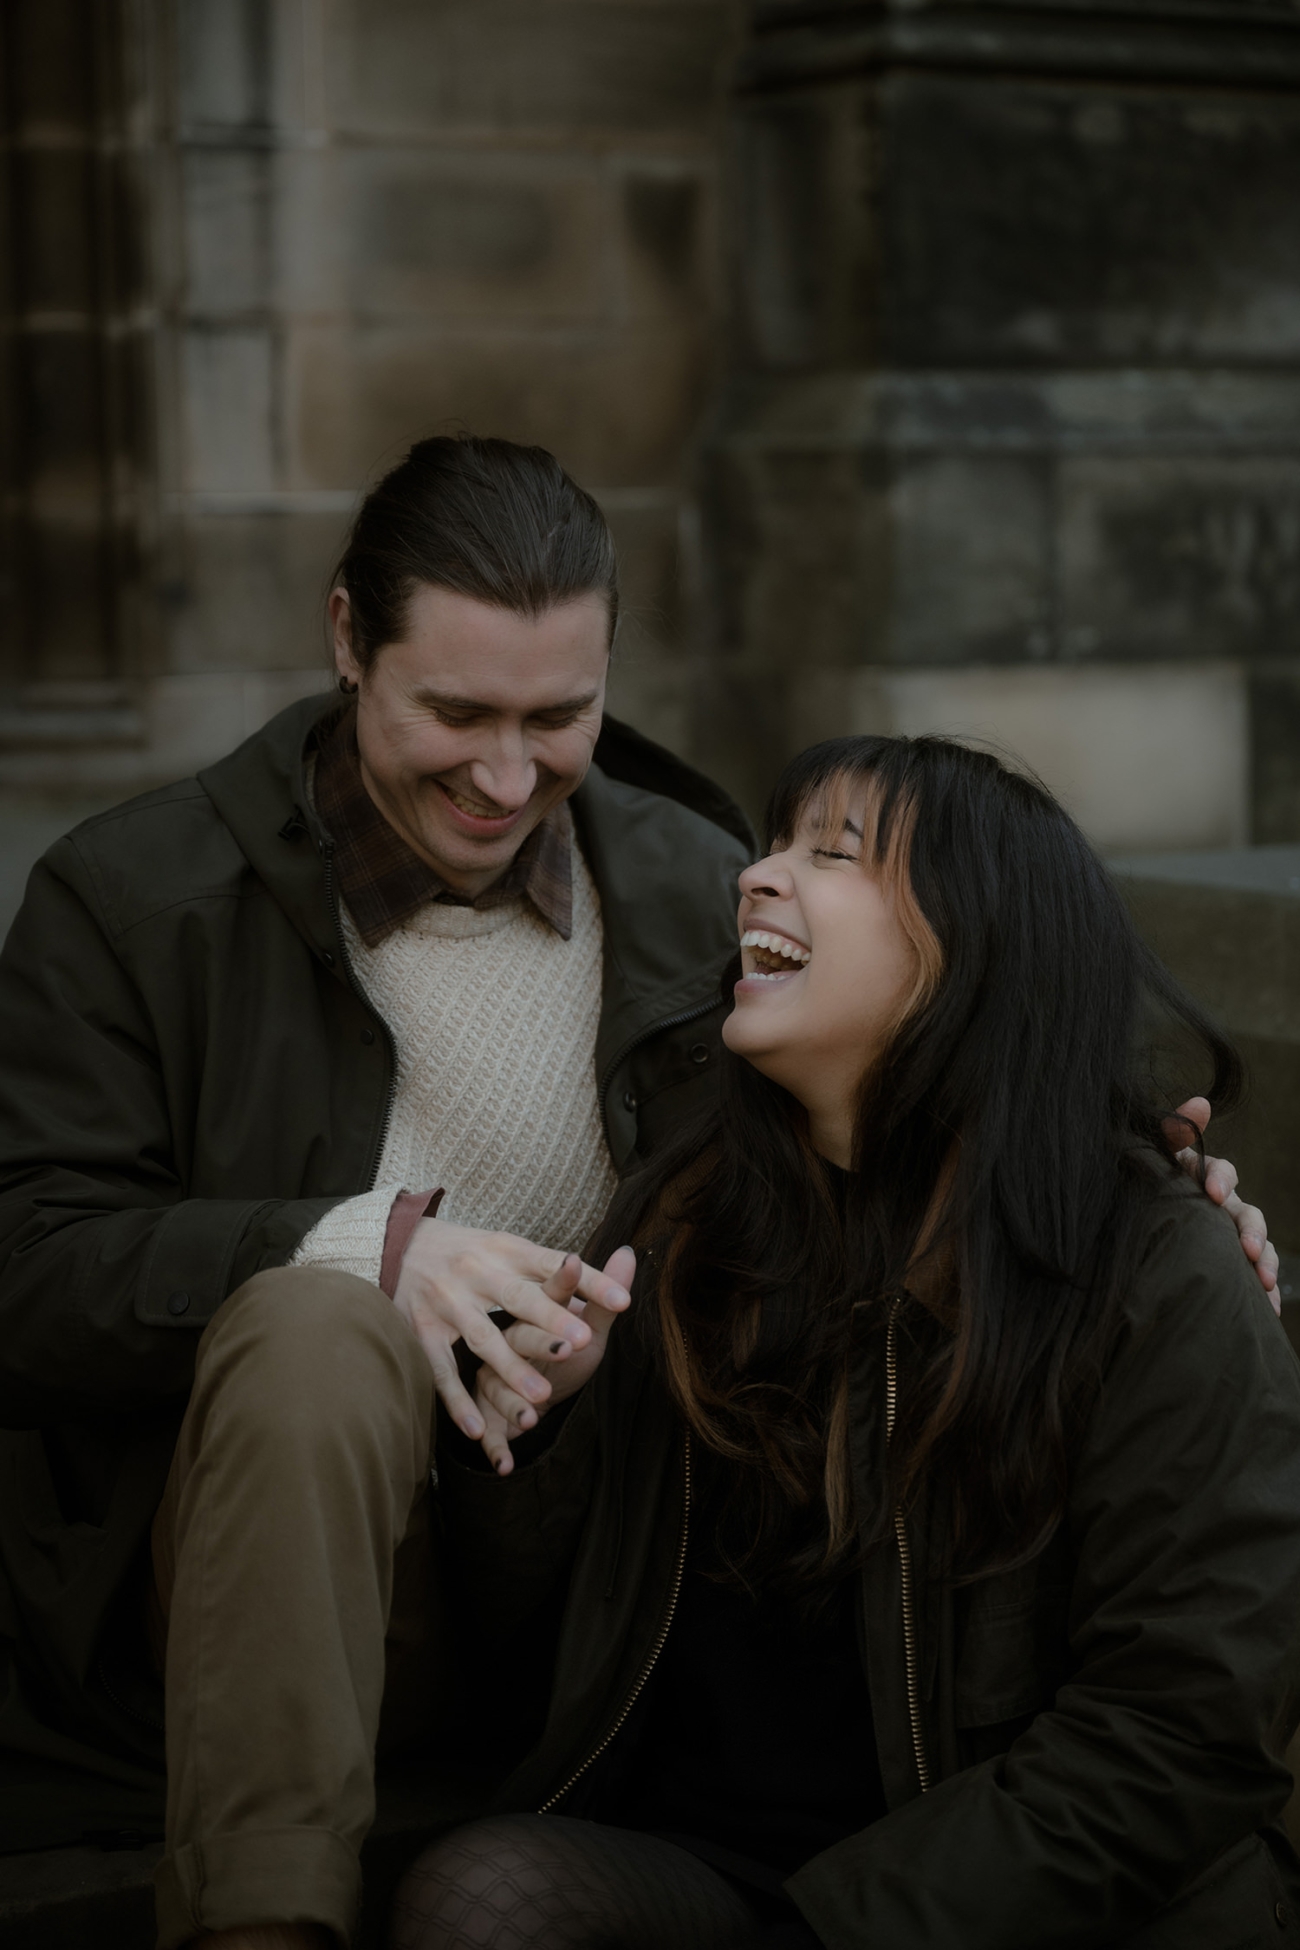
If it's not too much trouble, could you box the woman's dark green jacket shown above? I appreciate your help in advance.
[440,1172,1300,1948]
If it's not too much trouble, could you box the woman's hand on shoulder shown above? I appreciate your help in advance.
[473,1245,636,1475]
[1168,1096,1280,1313]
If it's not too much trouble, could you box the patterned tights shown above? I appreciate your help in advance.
[389,1814,823,1950]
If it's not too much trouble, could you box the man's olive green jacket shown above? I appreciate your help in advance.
[439,1173,1300,1948]
[0,693,752,1812]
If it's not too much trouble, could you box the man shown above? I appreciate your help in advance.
[0,436,1273,1948]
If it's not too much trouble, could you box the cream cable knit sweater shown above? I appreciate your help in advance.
[291,839,616,1285]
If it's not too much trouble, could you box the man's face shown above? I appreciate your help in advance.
[332,582,610,895]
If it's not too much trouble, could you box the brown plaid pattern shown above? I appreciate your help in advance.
[313,704,573,947]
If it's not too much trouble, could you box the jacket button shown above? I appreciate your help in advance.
[623,1089,637,1112]
[1277,1903,1289,1928]
[360,1027,375,1045]
[166,1291,190,1317]
[689,1043,709,1065]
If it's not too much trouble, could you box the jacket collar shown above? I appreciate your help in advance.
[198,691,753,1074]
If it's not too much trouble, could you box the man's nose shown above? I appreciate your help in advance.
[469,742,537,812]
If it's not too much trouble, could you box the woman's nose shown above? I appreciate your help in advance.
[738,855,789,900]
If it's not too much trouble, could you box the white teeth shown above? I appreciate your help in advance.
[739,928,811,967]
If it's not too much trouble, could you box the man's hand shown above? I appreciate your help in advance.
[1167,1097,1280,1314]
[473,1245,636,1476]
[393,1219,633,1438]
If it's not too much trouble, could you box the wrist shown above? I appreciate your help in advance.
[381,1188,444,1297]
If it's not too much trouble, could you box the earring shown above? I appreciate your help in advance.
[338,675,358,695]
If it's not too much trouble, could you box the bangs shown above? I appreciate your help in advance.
[765,738,945,1029]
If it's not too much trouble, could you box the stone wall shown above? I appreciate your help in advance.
[0,0,741,790]
[702,2,1300,840]
[3,1,1300,852]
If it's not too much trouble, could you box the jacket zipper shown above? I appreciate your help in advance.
[537,1427,692,1813]
[322,843,398,1186]
[887,1296,931,1794]
[597,1001,718,1154]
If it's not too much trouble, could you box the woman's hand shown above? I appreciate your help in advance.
[473,1245,636,1475]
[1168,1097,1280,1312]
[394,1219,632,1439]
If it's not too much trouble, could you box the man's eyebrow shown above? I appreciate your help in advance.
[412,686,602,715]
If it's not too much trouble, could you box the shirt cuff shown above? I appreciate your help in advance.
[379,1187,444,1298]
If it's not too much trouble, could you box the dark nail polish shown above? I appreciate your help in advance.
[549,1340,563,1354]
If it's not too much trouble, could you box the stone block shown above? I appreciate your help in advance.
[281,323,357,491]
[1252,664,1300,844]
[327,0,735,138]
[342,152,610,322]
[889,455,1051,665]
[290,322,709,490]
[1113,848,1300,1256]
[180,328,275,494]
[603,495,686,651]
[732,54,1300,371]
[167,510,348,670]
[270,147,346,314]
[1059,456,1300,663]
[878,71,1300,367]
[6,0,95,126]
[176,0,270,129]
[13,150,97,313]
[182,149,271,315]
[605,648,695,761]
[618,168,711,325]
[851,661,1250,855]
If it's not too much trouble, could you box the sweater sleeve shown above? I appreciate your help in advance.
[290,1186,400,1288]
[787,1194,1300,1949]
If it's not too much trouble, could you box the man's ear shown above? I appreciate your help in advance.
[330,587,362,687]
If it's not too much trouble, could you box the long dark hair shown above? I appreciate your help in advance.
[591,735,1244,1589]
[335,434,619,664]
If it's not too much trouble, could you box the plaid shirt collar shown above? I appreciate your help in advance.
[312,704,573,947]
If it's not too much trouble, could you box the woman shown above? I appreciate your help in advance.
[394,735,1300,1949]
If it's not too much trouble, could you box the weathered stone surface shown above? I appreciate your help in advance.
[1060,457,1300,664]
[182,148,272,315]
[180,328,276,495]
[705,3,1300,832]
[1113,847,1300,1256]
[880,73,1300,368]
[167,511,349,671]
[342,153,611,321]
[1252,666,1300,845]
[328,0,736,137]
[291,323,712,492]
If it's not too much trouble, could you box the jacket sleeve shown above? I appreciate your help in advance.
[0,842,339,1428]
[788,1191,1300,1948]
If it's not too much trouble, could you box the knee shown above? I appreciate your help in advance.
[195,1266,430,1442]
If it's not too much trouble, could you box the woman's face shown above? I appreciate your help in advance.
[722,794,922,1161]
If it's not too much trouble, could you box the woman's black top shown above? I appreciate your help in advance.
[601,1442,887,1887]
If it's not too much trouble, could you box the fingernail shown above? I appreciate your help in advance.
[549,1340,563,1354]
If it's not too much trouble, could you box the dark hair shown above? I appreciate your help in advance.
[591,735,1243,1591]
[334,435,619,665]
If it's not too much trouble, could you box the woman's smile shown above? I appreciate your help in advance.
[739,927,812,981]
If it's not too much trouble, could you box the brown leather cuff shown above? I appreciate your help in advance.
[379,1187,444,1299]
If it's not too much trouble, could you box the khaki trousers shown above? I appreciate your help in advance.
[150,1267,441,1949]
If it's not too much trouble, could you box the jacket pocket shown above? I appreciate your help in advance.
[1119,1829,1300,1949]
[953,1563,1069,1728]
